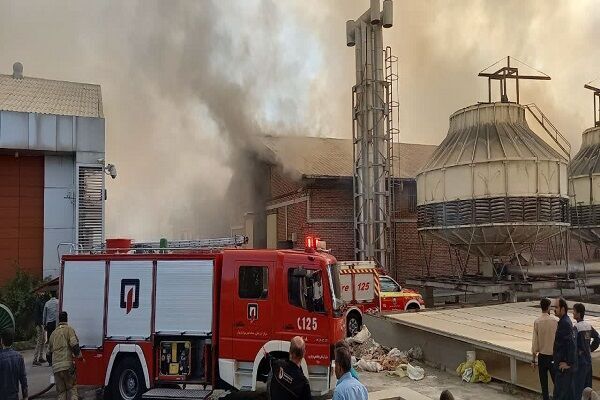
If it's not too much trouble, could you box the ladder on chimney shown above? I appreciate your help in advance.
[385,46,400,279]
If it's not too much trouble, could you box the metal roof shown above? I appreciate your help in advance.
[0,74,103,118]
[385,301,600,363]
[259,135,437,179]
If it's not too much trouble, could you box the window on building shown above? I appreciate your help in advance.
[380,276,401,292]
[239,266,268,299]
[288,268,325,312]
[407,182,417,214]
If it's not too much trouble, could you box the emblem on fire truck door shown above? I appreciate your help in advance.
[120,279,140,314]
[247,303,258,321]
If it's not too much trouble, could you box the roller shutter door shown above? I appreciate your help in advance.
[0,155,44,284]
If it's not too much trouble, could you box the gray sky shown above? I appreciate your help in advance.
[0,0,598,239]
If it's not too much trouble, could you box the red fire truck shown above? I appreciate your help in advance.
[58,236,345,400]
[340,261,424,336]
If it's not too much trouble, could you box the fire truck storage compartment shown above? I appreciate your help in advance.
[339,270,375,303]
[107,260,154,339]
[61,261,107,347]
[159,341,191,377]
[155,260,214,336]
[157,338,209,381]
[62,258,215,343]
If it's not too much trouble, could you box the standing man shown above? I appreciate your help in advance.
[43,291,59,364]
[268,336,312,400]
[0,329,28,400]
[572,303,600,399]
[48,312,82,400]
[553,298,577,400]
[32,292,46,366]
[333,346,368,400]
[532,298,558,400]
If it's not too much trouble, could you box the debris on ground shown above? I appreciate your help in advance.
[347,325,424,379]
[456,359,491,383]
[387,363,425,381]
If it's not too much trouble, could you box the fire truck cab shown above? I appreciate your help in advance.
[59,238,345,399]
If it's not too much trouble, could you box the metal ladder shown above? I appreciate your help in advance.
[524,103,571,159]
[132,235,248,250]
[385,45,400,279]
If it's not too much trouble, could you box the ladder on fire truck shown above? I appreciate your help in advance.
[132,235,248,250]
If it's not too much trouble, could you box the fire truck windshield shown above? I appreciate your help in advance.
[327,263,344,314]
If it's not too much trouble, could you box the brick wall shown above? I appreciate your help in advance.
[393,220,479,280]
[267,167,471,280]
[267,166,598,282]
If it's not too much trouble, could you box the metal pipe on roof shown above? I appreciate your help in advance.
[346,20,356,47]
[382,0,393,28]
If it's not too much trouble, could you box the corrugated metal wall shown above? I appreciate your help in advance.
[0,155,44,284]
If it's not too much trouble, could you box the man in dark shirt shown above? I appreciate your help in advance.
[268,336,312,400]
[0,329,28,400]
[572,303,600,399]
[553,298,577,400]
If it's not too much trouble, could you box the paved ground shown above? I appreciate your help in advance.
[21,347,536,400]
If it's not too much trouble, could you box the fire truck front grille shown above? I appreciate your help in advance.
[142,388,212,400]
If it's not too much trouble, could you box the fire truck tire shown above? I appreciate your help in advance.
[109,356,148,400]
[346,312,362,337]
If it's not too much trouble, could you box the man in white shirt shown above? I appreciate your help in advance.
[532,298,558,400]
[43,291,59,365]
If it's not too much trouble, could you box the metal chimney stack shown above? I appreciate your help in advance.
[347,0,393,271]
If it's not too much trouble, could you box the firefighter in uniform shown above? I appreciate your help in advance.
[553,298,577,400]
[48,312,83,400]
[572,303,600,399]
[268,336,312,400]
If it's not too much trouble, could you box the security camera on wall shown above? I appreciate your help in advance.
[105,164,117,179]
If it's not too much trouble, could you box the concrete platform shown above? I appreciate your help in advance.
[365,301,600,394]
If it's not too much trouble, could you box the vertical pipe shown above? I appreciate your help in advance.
[364,20,374,262]
[370,0,381,24]
[594,92,600,126]
[382,0,393,28]
[346,20,356,47]
[373,20,388,271]
[353,22,364,261]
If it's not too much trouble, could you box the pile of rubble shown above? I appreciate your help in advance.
[347,326,425,380]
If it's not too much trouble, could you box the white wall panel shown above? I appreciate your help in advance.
[43,155,75,278]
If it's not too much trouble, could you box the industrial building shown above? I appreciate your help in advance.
[245,135,479,280]
[0,63,106,285]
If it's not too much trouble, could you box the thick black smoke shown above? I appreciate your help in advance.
[1,0,598,240]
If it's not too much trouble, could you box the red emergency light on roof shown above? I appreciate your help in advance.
[305,236,316,250]
[305,236,327,253]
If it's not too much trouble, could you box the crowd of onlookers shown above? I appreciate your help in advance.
[532,297,600,400]
[0,291,82,400]
[4,292,600,399]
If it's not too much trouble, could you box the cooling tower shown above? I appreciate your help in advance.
[416,102,569,258]
[569,125,600,243]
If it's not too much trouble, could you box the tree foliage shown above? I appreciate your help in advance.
[0,268,42,341]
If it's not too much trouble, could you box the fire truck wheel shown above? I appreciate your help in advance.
[346,312,362,337]
[109,356,147,400]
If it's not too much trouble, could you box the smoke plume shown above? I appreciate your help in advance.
[0,0,598,239]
